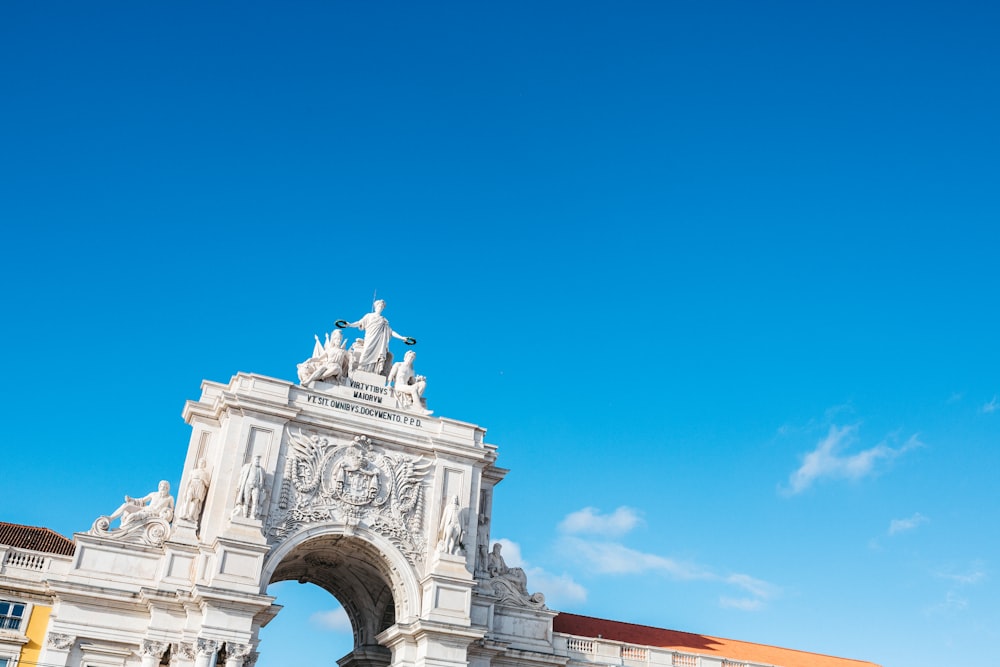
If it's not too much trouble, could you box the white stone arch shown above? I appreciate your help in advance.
[260,523,422,646]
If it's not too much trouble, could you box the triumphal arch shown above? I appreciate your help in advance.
[38,301,552,667]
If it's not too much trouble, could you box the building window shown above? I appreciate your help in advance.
[0,657,10,667]
[0,601,26,631]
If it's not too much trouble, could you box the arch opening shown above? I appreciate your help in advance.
[269,534,398,646]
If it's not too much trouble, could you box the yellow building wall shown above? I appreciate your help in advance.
[18,604,51,667]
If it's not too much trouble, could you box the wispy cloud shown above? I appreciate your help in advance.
[528,569,588,605]
[924,561,988,616]
[935,562,988,586]
[558,506,642,537]
[495,538,587,608]
[719,597,763,611]
[982,396,999,414]
[924,590,969,616]
[558,533,777,612]
[310,606,352,633]
[783,424,922,495]
[560,537,713,579]
[889,512,928,536]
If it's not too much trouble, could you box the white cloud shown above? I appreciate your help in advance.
[719,597,763,611]
[725,573,779,599]
[924,590,969,616]
[783,424,922,495]
[494,538,587,609]
[527,568,588,607]
[560,537,712,579]
[888,512,929,536]
[310,606,352,633]
[558,507,643,537]
[559,536,777,611]
[982,396,999,414]
[935,563,988,586]
[496,538,525,567]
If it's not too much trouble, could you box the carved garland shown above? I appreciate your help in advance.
[266,430,432,565]
[46,633,75,650]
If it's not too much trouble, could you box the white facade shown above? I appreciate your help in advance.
[3,309,871,667]
[30,308,558,667]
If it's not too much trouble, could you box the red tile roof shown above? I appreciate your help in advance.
[553,612,880,667]
[0,522,75,556]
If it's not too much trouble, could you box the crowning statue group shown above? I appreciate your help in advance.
[297,299,431,415]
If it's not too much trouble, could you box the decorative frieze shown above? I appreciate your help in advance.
[267,431,431,564]
[45,632,75,650]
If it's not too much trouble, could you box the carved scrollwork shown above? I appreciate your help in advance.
[141,640,170,659]
[227,643,253,663]
[196,638,219,658]
[176,642,197,661]
[90,516,172,547]
[46,633,75,650]
[267,430,432,564]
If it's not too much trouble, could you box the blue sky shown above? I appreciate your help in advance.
[2,2,999,667]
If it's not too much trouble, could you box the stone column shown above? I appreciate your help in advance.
[194,639,219,667]
[172,642,197,667]
[140,640,170,667]
[225,643,253,667]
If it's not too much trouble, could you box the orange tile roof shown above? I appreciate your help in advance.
[553,612,880,667]
[0,522,75,556]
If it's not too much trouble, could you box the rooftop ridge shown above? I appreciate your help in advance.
[0,521,76,556]
[553,611,880,667]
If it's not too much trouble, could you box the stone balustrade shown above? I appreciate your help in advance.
[554,632,779,667]
[0,546,73,581]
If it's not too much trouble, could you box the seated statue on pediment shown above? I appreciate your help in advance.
[483,542,546,608]
[90,481,175,546]
[387,350,431,415]
[299,330,350,386]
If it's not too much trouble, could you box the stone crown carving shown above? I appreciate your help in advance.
[268,430,432,564]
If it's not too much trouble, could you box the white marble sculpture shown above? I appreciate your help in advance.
[180,458,212,524]
[296,336,324,384]
[234,456,265,519]
[437,495,464,555]
[484,542,546,608]
[339,299,415,375]
[387,350,431,414]
[299,330,350,386]
[90,480,175,546]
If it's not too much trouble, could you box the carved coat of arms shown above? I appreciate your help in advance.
[268,430,431,564]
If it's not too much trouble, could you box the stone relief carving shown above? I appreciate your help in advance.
[226,643,253,663]
[481,542,546,609]
[233,456,265,520]
[176,642,197,661]
[46,632,76,650]
[180,458,212,525]
[141,640,169,659]
[387,350,432,415]
[298,330,351,386]
[437,495,465,555]
[196,638,219,658]
[90,480,175,546]
[267,430,431,564]
[337,299,415,376]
